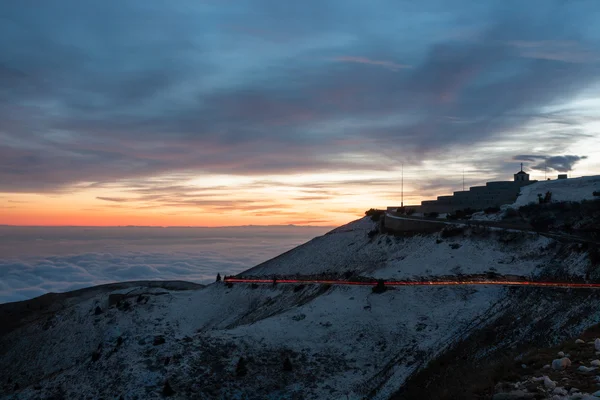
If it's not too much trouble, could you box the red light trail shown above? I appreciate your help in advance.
[223,278,600,289]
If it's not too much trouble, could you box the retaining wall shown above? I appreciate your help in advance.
[384,214,447,233]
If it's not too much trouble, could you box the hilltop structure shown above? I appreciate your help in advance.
[392,165,540,214]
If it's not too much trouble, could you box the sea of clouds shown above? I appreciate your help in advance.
[0,226,331,303]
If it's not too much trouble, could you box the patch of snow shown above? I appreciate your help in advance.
[544,375,557,389]
[472,210,504,222]
[513,175,600,208]
[553,386,568,396]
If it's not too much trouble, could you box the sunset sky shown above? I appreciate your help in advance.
[2,0,600,227]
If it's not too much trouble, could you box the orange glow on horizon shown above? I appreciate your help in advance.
[3,160,597,227]
[0,172,426,227]
[0,208,356,227]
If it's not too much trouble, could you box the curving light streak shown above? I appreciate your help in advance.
[223,278,600,289]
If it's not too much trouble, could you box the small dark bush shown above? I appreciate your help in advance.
[367,228,378,239]
[563,221,574,232]
[593,191,600,197]
[365,208,384,221]
[503,208,519,219]
[283,357,293,372]
[486,270,499,279]
[425,212,439,218]
[449,243,461,250]
[447,208,476,220]
[162,380,175,396]
[372,279,387,294]
[118,300,131,311]
[537,191,553,204]
[441,226,465,238]
[236,357,247,377]
[251,283,259,289]
[226,282,233,288]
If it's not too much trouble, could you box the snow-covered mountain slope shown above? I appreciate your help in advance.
[244,218,571,280]
[514,175,600,207]
[1,217,598,399]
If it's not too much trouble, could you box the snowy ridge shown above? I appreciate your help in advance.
[515,175,600,207]
[245,217,556,279]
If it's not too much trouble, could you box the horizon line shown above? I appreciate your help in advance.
[0,224,338,228]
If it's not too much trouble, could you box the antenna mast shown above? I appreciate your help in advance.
[401,163,404,207]
[462,169,465,192]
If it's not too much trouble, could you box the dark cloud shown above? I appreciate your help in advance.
[0,0,598,193]
[514,154,588,172]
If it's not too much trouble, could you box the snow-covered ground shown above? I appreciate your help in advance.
[245,218,565,280]
[0,269,507,399]
[514,175,600,207]
[2,215,597,399]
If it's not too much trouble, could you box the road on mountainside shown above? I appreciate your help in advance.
[222,215,600,290]
[385,213,600,245]
[223,277,600,290]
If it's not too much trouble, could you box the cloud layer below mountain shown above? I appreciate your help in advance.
[0,225,331,303]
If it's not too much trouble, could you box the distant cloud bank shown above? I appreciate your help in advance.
[0,226,331,303]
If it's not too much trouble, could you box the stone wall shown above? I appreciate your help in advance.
[384,214,446,233]
[419,180,536,214]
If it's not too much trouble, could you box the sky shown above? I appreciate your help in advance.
[1,0,600,227]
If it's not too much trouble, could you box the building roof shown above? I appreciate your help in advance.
[515,170,528,175]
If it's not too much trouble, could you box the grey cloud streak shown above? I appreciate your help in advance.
[514,154,588,172]
[0,0,598,194]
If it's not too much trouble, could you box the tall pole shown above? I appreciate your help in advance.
[463,169,465,192]
[401,163,404,207]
